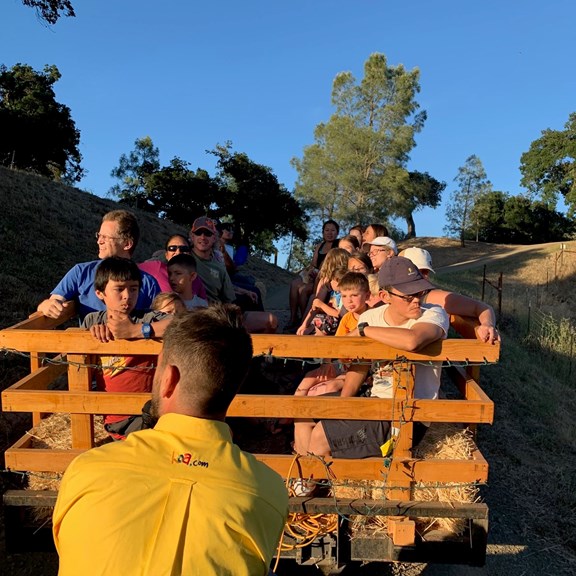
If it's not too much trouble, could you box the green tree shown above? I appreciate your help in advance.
[142,158,219,225]
[109,136,160,210]
[0,63,83,182]
[211,144,308,255]
[444,155,492,246]
[469,190,507,241]
[21,0,75,24]
[292,53,427,232]
[520,112,576,217]
[391,170,445,238]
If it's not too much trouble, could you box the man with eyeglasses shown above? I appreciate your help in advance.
[37,210,160,321]
[294,256,449,459]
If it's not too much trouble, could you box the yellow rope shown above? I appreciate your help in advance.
[272,454,339,572]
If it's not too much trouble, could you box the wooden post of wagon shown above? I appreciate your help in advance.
[67,354,94,449]
[387,361,416,546]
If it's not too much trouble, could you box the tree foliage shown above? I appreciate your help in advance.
[109,140,307,255]
[470,191,574,244]
[520,112,576,217]
[0,63,83,182]
[210,144,308,254]
[444,155,492,246]
[21,0,75,24]
[292,52,436,235]
[109,136,160,209]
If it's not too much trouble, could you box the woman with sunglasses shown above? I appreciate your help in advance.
[138,234,207,300]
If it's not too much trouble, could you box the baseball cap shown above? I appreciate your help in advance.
[399,247,435,273]
[191,216,217,234]
[363,236,398,255]
[378,256,435,294]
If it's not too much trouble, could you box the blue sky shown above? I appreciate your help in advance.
[2,0,575,241]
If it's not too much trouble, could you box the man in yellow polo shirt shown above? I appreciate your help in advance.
[53,304,288,576]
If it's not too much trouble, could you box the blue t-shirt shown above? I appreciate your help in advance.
[51,260,160,320]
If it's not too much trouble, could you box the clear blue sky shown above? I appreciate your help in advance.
[2,0,575,240]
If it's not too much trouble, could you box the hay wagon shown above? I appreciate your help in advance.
[0,308,498,573]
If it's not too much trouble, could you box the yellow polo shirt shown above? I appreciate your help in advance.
[53,413,288,576]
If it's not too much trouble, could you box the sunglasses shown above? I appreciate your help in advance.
[387,289,429,303]
[166,245,191,253]
[192,230,214,237]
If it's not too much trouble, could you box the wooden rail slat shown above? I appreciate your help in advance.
[4,448,488,484]
[0,328,500,362]
[1,391,494,424]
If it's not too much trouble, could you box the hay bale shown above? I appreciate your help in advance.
[26,413,110,492]
[412,424,480,536]
[331,424,480,538]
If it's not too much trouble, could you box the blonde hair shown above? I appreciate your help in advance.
[367,273,381,297]
[318,248,350,283]
[152,292,185,314]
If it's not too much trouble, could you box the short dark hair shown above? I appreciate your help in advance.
[102,210,140,254]
[160,304,253,416]
[167,253,197,272]
[338,271,370,293]
[94,257,142,292]
[323,219,340,234]
[165,234,190,251]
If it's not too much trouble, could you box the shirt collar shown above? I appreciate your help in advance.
[154,413,232,443]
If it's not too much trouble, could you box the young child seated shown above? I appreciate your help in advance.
[151,291,186,315]
[335,272,371,336]
[82,257,167,440]
[167,254,208,310]
[296,272,371,397]
[297,268,348,336]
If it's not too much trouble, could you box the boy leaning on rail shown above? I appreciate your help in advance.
[82,256,167,440]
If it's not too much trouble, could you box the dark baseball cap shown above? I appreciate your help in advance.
[378,257,435,294]
[191,216,217,234]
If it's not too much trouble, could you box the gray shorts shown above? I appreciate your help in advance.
[321,419,390,459]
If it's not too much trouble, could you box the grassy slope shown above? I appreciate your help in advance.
[0,166,188,329]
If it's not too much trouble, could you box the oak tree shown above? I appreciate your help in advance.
[0,63,83,182]
[520,112,576,217]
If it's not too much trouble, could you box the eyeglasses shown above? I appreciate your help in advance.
[192,230,214,237]
[95,232,122,242]
[387,290,429,303]
[166,245,191,253]
[368,248,390,257]
[349,266,367,272]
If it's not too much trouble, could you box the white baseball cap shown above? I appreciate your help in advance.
[363,236,398,255]
[399,247,435,273]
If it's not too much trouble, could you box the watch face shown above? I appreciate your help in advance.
[142,323,151,338]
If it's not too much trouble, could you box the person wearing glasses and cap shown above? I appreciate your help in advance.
[37,210,160,322]
[398,247,499,344]
[294,256,450,459]
[363,236,398,272]
[190,217,277,333]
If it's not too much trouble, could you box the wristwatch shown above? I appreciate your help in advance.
[141,322,152,340]
[357,322,369,337]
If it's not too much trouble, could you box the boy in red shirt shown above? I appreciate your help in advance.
[82,257,166,440]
